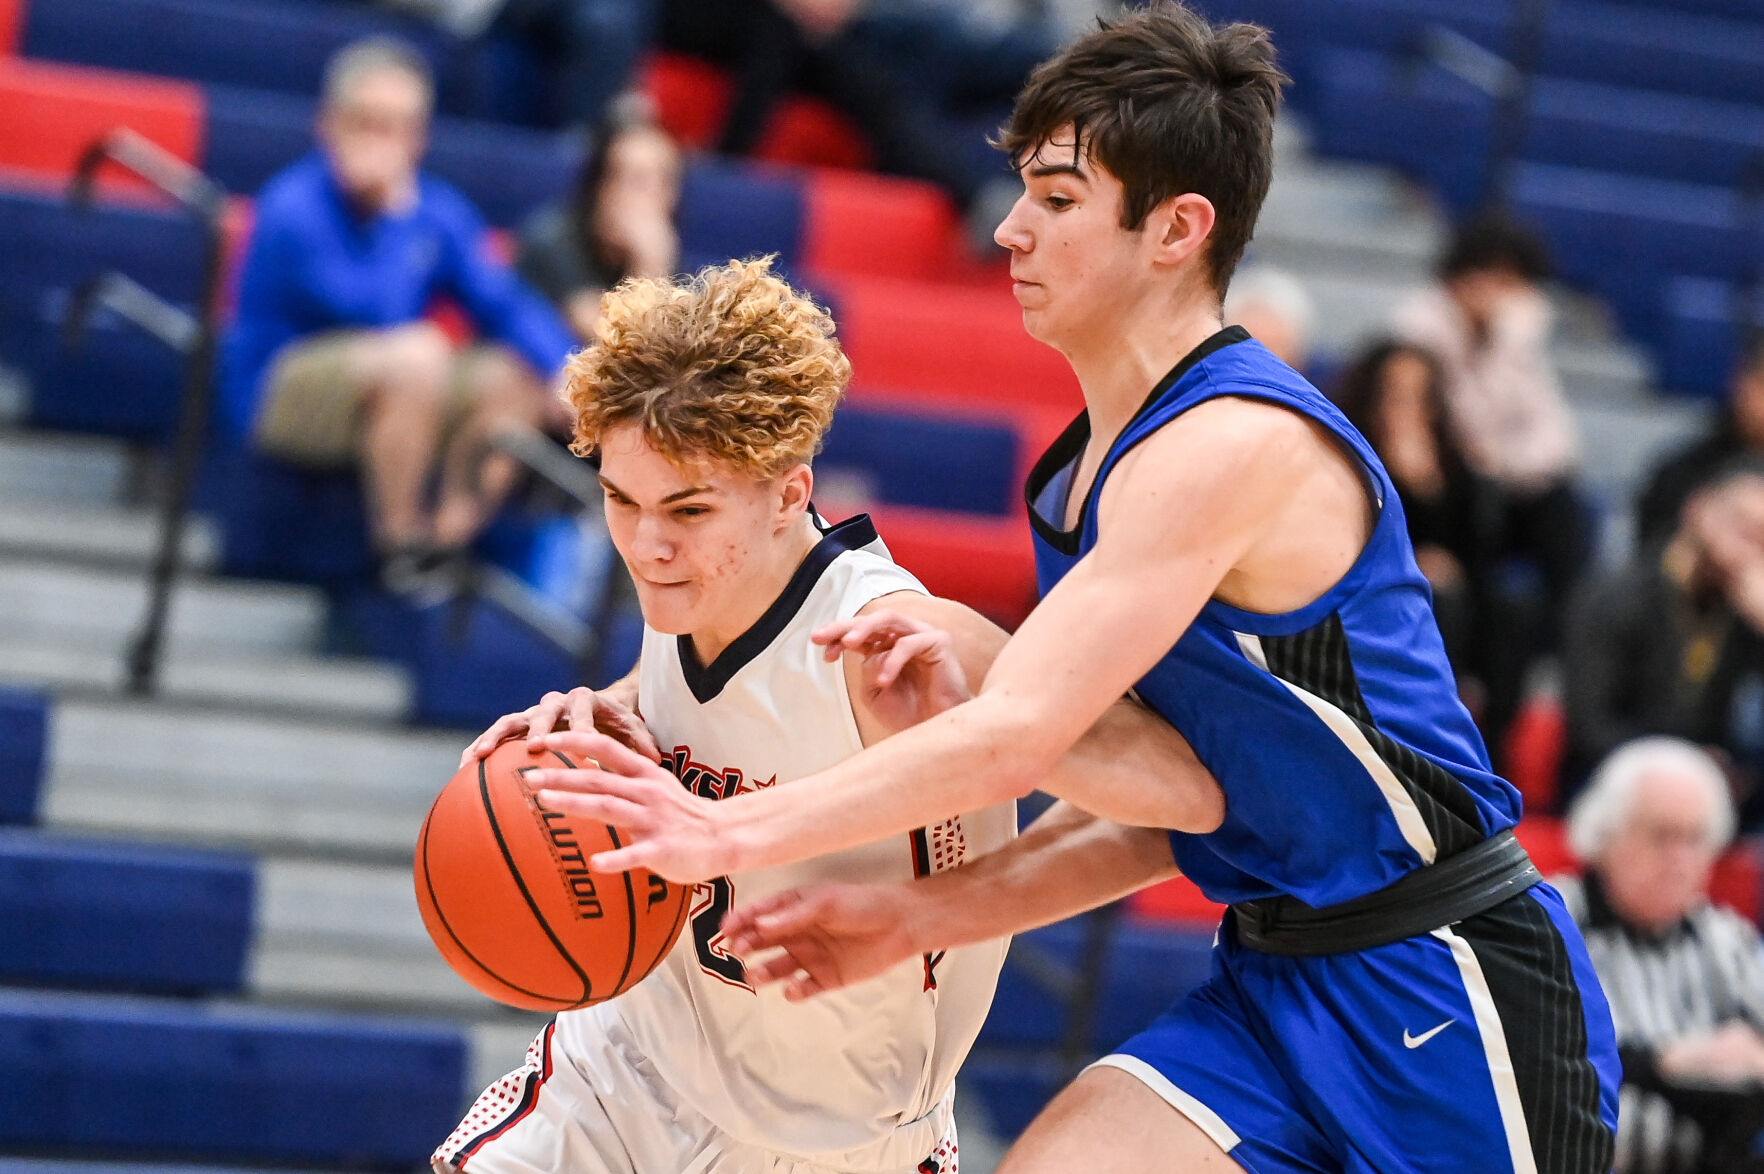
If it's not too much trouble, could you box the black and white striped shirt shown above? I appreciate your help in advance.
[1557,872,1764,1173]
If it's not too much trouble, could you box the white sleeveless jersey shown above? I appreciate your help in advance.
[559,514,1015,1172]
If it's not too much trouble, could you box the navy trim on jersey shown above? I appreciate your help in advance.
[676,513,882,703]
[1024,325,1250,554]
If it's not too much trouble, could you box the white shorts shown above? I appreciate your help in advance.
[431,1015,960,1174]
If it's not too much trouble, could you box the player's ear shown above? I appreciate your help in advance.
[1149,192,1216,270]
[775,461,813,529]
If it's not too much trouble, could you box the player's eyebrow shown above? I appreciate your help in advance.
[598,475,716,503]
[1027,162,1089,182]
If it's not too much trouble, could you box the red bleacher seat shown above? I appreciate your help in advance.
[803,170,956,282]
[0,57,203,193]
[867,505,1036,627]
[0,0,21,56]
[828,273,1081,411]
[1504,693,1566,814]
[639,52,871,172]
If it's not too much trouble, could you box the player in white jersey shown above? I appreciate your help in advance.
[434,259,1217,1174]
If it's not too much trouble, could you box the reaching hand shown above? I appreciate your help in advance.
[525,731,736,883]
[459,686,660,768]
[720,882,922,1001]
[813,609,972,734]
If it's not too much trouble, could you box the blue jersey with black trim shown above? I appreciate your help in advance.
[1026,327,1522,907]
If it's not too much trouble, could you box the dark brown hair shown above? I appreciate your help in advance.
[996,1,1287,292]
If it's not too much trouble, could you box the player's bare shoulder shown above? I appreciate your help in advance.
[1104,394,1375,615]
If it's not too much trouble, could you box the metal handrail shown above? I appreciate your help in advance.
[66,128,229,695]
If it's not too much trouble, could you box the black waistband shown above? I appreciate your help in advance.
[1230,829,1540,956]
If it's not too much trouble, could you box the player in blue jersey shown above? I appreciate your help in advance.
[524,4,1621,1171]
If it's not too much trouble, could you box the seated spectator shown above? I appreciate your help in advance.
[1558,737,1764,1174]
[1563,468,1764,821]
[657,0,1052,212]
[1391,214,1590,653]
[515,98,683,341]
[220,37,577,589]
[1332,340,1505,716]
[1638,335,1764,548]
[1224,265,1315,373]
[379,0,654,127]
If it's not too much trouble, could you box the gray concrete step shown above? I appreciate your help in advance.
[0,428,137,506]
[38,697,467,859]
[0,498,218,569]
[0,557,325,658]
[0,633,410,722]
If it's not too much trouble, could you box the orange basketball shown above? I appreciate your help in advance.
[414,739,691,1012]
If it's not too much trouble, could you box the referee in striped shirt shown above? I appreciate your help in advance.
[1558,737,1764,1173]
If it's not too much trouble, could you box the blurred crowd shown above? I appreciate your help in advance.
[219,23,1764,1173]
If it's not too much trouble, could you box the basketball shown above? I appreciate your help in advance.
[415,739,692,1012]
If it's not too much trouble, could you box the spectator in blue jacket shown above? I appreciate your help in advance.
[221,37,577,587]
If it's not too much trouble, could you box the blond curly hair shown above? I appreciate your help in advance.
[564,258,850,477]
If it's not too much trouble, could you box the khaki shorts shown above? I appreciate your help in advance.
[253,329,496,470]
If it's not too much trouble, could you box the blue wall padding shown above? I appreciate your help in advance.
[0,688,49,826]
[0,990,465,1167]
[0,831,254,995]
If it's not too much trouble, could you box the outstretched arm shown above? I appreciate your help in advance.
[721,801,1180,1000]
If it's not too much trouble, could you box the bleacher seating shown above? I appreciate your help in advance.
[0,687,47,824]
[0,989,465,1166]
[0,831,254,994]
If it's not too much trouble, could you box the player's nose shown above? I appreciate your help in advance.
[994,193,1032,252]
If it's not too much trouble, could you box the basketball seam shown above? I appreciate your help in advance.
[482,755,593,1006]
[418,787,576,1009]
[638,882,692,993]
[604,822,641,997]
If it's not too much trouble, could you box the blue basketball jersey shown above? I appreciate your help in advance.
[1026,327,1524,908]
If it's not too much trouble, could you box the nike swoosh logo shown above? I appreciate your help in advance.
[1403,1019,1455,1049]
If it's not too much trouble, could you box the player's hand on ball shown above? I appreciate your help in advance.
[814,609,972,733]
[460,686,661,767]
[721,883,918,1001]
[527,731,734,883]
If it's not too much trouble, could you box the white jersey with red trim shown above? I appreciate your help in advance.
[568,512,1014,1171]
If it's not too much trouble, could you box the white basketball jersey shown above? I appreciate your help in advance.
[559,514,1015,1172]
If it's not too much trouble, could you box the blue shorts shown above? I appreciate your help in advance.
[1096,884,1619,1174]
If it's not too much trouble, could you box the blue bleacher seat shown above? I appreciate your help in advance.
[0,989,465,1166]
[0,190,204,439]
[1663,276,1750,399]
[1508,163,1756,343]
[1308,48,1493,215]
[1539,2,1764,107]
[0,831,254,995]
[1526,79,1764,190]
[0,688,49,826]
[202,83,580,227]
[23,0,442,110]
[820,404,1020,517]
[676,159,806,276]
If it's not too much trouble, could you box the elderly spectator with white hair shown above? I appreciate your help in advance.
[1223,264,1315,373]
[1559,737,1764,1174]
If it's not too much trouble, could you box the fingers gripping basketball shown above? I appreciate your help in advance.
[414,740,692,1011]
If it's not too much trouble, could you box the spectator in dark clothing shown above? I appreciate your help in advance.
[1637,336,1764,548]
[1392,215,1591,656]
[515,100,683,341]
[657,0,1051,208]
[1563,468,1764,824]
[381,0,656,127]
[1333,341,1506,718]
[1559,737,1764,1174]
[220,38,576,587]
